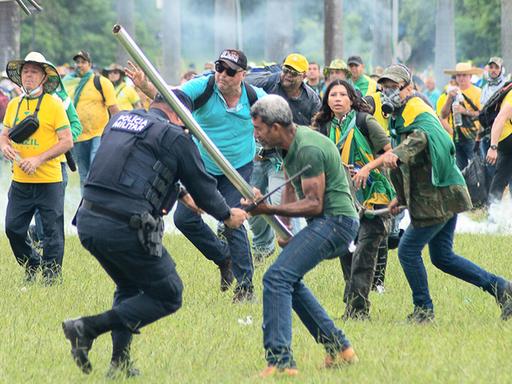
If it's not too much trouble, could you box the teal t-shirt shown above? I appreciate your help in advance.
[283,125,358,218]
[180,74,267,175]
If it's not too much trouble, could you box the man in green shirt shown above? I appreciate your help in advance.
[243,95,359,377]
[348,56,377,96]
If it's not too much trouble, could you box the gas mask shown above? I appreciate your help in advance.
[381,87,403,115]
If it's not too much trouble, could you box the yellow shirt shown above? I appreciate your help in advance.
[3,94,70,183]
[498,91,512,142]
[66,75,117,142]
[436,85,481,129]
[115,83,141,111]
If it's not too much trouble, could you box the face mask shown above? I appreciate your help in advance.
[381,87,403,114]
[22,84,43,98]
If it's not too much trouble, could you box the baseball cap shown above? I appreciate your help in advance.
[73,50,92,63]
[216,49,248,70]
[347,56,364,66]
[283,53,308,73]
[378,64,412,85]
[488,56,504,68]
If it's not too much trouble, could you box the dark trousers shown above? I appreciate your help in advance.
[488,151,512,203]
[5,181,64,274]
[455,139,475,170]
[77,208,183,359]
[340,215,390,315]
[173,162,254,289]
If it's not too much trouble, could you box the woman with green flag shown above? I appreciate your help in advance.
[313,79,395,320]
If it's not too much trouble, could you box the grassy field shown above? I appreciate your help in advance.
[0,231,511,383]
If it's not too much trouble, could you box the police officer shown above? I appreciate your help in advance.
[61,91,248,377]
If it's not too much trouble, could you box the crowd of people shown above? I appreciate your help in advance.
[1,47,512,378]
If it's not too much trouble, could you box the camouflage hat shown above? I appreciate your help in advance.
[102,63,125,78]
[378,64,412,85]
[6,51,60,94]
[323,59,350,78]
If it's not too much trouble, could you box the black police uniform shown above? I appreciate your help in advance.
[75,107,232,365]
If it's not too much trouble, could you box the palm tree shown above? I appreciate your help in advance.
[324,0,343,65]
[0,0,21,70]
[162,0,181,85]
[434,0,456,86]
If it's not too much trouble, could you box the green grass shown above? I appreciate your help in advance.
[0,232,511,383]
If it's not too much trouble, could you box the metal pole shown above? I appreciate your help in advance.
[112,24,292,240]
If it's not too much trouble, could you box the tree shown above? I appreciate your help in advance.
[324,0,343,65]
[372,0,393,67]
[0,1,20,70]
[501,0,512,68]
[265,0,293,62]
[214,0,239,54]
[115,0,134,65]
[162,0,181,85]
[434,0,456,85]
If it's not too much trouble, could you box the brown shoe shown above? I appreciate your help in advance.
[324,347,359,368]
[218,258,234,292]
[258,365,299,378]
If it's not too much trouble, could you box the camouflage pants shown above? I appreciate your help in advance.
[340,215,391,317]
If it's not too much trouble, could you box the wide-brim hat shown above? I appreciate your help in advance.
[323,59,350,78]
[444,62,483,76]
[102,63,126,78]
[6,51,60,94]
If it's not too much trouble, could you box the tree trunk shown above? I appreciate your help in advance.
[324,0,343,65]
[372,0,392,68]
[116,0,135,66]
[265,0,294,63]
[214,0,238,55]
[0,1,20,70]
[502,0,512,70]
[162,0,181,85]
[434,0,456,86]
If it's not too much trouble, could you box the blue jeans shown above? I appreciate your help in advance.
[398,214,507,311]
[74,136,101,193]
[455,139,475,170]
[249,159,302,252]
[263,215,359,367]
[174,162,254,289]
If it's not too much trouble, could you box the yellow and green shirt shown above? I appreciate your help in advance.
[115,82,141,111]
[64,75,117,142]
[3,94,70,183]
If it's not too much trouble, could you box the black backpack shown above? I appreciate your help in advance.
[461,154,490,208]
[192,75,258,111]
[478,80,512,134]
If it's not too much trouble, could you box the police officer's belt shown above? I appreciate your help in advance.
[82,200,133,224]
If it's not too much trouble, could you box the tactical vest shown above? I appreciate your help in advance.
[84,109,182,216]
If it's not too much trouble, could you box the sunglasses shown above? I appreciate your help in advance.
[282,66,302,78]
[215,62,240,77]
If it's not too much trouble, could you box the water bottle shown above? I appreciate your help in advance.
[452,92,463,127]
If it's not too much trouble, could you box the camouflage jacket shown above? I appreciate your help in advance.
[390,130,472,227]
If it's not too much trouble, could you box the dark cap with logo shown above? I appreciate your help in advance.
[73,50,92,63]
[347,55,364,66]
[216,49,248,71]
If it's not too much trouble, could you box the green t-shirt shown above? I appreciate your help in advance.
[283,125,358,218]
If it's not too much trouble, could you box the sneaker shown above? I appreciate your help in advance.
[258,365,299,378]
[218,258,234,292]
[497,281,512,320]
[406,307,435,324]
[106,360,140,379]
[62,318,94,374]
[324,346,359,368]
[232,286,255,303]
[253,246,275,264]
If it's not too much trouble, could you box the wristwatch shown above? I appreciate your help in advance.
[490,144,498,150]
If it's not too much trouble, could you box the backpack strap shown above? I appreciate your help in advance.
[192,75,215,111]
[461,92,479,111]
[355,111,370,140]
[93,75,106,103]
[244,81,258,106]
